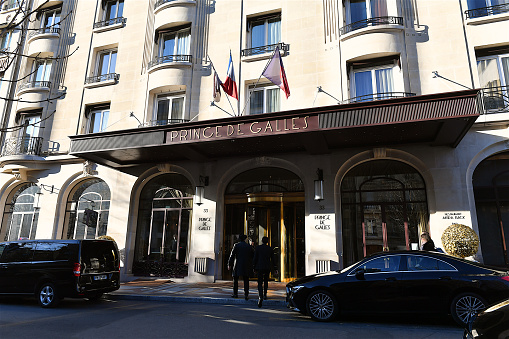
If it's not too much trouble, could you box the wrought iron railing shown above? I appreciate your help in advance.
[154,0,181,10]
[148,54,192,68]
[342,92,416,104]
[28,27,60,40]
[1,136,43,156]
[479,86,509,113]
[339,16,403,36]
[17,81,51,92]
[241,42,289,57]
[85,73,120,84]
[138,119,189,127]
[465,3,509,19]
[93,17,127,29]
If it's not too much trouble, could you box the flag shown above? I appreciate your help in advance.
[262,46,290,98]
[221,51,238,100]
[213,71,222,102]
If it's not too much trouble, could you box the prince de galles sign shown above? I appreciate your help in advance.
[165,114,319,144]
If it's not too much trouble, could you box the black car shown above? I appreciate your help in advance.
[286,251,509,325]
[0,239,120,307]
[464,299,509,338]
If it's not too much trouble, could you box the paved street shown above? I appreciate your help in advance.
[0,297,463,339]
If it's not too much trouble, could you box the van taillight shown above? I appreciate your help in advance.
[73,263,81,277]
[501,276,509,282]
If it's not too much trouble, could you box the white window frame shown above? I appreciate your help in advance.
[153,93,185,125]
[87,107,110,133]
[248,84,281,115]
[21,114,41,139]
[247,14,281,49]
[345,0,391,24]
[41,8,61,32]
[32,59,52,83]
[103,0,124,21]
[95,49,117,77]
[157,26,191,58]
[477,53,509,88]
[349,61,402,100]
[1,30,11,51]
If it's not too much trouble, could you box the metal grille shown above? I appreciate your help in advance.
[85,73,119,84]
[316,260,330,273]
[1,136,43,156]
[465,3,509,19]
[148,55,192,68]
[194,257,207,274]
[339,16,403,36]
[241,42,289,57]
[93,17,127,29]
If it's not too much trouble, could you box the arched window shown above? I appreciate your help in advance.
[3,183,41,241]
[63,179,111,239]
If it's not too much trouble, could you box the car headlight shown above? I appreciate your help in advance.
[291,285,304,293]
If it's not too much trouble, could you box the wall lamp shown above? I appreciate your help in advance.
[195,175,209,206]
[314,168,324,201]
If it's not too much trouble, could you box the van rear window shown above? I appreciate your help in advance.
[81,241,117,273]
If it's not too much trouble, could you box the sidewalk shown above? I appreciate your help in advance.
[106,278,288,307]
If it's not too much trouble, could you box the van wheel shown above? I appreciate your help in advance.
[37,283,60,308]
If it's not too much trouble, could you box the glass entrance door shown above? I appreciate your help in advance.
[362,203,409,257]
[223,193,304,282]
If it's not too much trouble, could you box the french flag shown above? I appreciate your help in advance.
[262,46,290,98]
[221,51,238,100]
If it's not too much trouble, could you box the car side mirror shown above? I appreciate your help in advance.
[355,269,365,280]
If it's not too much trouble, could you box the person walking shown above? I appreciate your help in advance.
[228,234,253,300]
[253,236,277,308]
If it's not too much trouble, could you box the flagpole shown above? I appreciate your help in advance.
[240,47,278,116]
[208,55,237,116]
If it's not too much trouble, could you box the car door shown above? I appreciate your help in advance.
[0,242,35,293]
[339,254,404,314]
[399,254,458,314]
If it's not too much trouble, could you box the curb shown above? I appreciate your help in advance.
[106,294,287,307]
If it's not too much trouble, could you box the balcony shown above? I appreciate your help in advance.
[27,27,60,40]
[93,17,126,32]
[241,42,289,57]
[84,73,119,88]
[138,118,189,128]
[17,81,51,94]
[339,16,403,36]
[148,54,192,69]
[465,3,509,19]
[1,136,43,157]
[479,86,509,113]
[342,92,416,104]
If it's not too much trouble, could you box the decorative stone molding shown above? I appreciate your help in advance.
[83,160,97,176]
[373,148,387,158]
[157,163,172,173]
[255,156,272,166]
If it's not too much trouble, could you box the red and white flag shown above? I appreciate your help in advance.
[213,71,222,102]
[221,51,238,100]
[262,46,290,98]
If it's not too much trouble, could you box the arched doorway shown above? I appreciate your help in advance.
[62,178,111,239]
[224,167,305,282]
[133,174,193,277]
[2,183,41,241]
[341,160,428,266]
[473,151,509,267]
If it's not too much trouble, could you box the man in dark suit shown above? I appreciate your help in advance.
[228,234,253,300]
[253,236,277,308]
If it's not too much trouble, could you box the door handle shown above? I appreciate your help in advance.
[385,277,397,282]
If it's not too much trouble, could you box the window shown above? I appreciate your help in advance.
[352,255,401,274]
[477,53,509,110]
[467,0,509,18]
[0,242,35,262]
[247,13,281,55]
[1,31,11,51]
[32,59,52,84]
[104,0,124,21]
[96,49,117,80]
[21,114,41,140]
[346,0,388,25]
[154,94,185,125]
[3,184,41,242]
[41,8,61,33]
[249,85,280,114]
[157,26,191,62]
[349,59,404,102]
[87,106,109,133]
[63,179,111,240]
[406,256,456,271]
[3,0,20,11]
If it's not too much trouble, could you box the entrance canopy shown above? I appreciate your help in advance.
[69,90,480,171]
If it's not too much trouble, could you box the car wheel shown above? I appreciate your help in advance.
[306,290,338,322]
[37,282,60,308]
[451,292,486,326]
